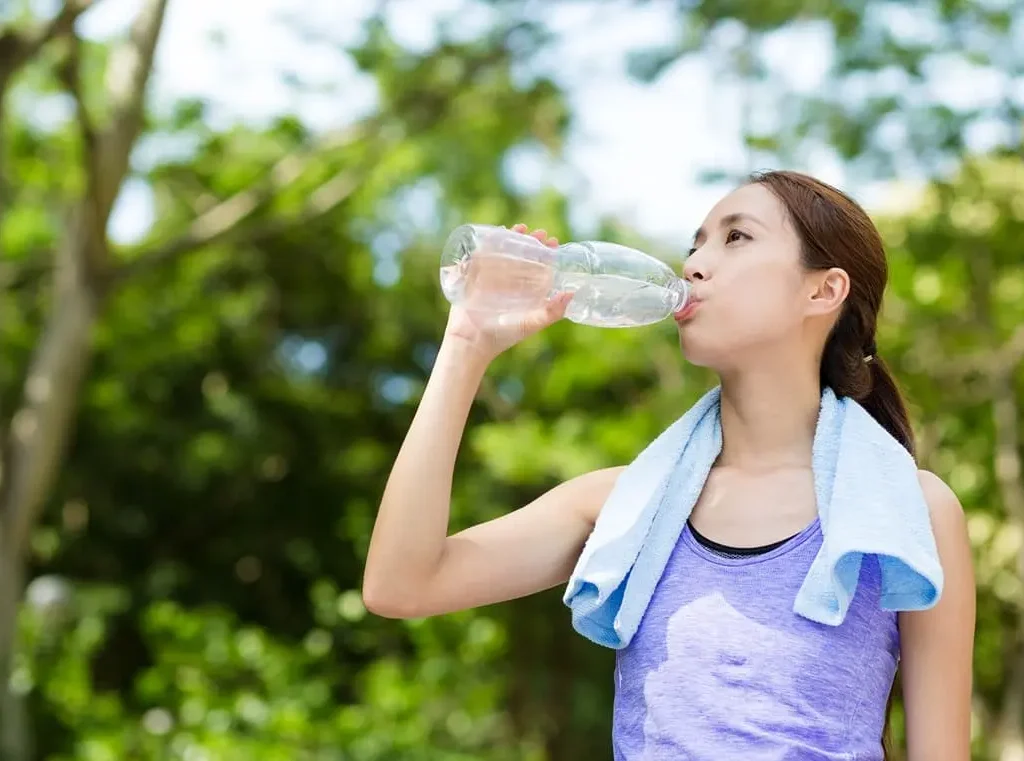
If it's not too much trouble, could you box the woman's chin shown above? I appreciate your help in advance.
[677,333,731,370]
[677,337,711,368]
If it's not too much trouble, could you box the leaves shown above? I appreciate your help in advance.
[3,1,1024,760]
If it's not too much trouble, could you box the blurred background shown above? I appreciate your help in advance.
[0,0,1021,759]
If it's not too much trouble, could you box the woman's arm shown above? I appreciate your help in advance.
[362,253,620,619]
[362,336,619,618]
[899,470,976,761]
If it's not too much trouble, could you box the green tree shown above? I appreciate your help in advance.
[2,2,574,759]
[1,2,169,754]
[4,1,1022,759]
[620,0,1022,180]
[874,157,1024,759]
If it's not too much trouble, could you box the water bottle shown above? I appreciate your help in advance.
[438,224,690,328]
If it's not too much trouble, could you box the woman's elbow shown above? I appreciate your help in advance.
[361,575,423,619]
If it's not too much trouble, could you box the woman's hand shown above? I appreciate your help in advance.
[442,224,572,364]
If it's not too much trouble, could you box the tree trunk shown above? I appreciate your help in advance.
[0,3,167,758]
[0,3,374,755]
[993,374,1024,761]
[0,210,100,761]
[0,542,28,760]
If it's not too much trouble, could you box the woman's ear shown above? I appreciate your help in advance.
[806,267,850,317]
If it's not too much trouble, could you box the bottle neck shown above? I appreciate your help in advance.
[668,277,689,312]
[555,241,597,273]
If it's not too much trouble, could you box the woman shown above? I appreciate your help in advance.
[362,170,975,760]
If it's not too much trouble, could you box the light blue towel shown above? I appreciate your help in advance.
[562,385,944,649]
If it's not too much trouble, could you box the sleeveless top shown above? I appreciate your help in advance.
[612,517,899,760]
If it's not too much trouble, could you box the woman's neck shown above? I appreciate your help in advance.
[717,367,821,470]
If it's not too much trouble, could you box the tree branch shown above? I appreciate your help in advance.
[992,325,1024,377]
[0,0,96,85]
[124,166,366,283]
[948,325,1024,381]
[56,24,107,277]
[91,0,168,225]
[57,26,99,178]
[0,1,99,268]
[0,254,52,292]
[0,213,97,545]
[0,216,98,756]
[111,119,384,285]
[0,7,162,759]
[911,324,1024,392]
[0,0,169,538]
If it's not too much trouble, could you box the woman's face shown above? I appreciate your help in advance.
[677,183,833,369]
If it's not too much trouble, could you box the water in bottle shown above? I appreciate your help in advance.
[439,224,689,328]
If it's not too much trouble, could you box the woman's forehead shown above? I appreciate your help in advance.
[707,184,783,224]
[693,184,786,242]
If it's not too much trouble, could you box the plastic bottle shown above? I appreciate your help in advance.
[438,224,689,328]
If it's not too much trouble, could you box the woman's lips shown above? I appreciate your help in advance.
[674,299,701,323]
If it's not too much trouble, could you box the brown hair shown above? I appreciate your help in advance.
[749,170,911,756]
[748,170,915,459]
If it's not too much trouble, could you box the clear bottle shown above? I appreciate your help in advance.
[439,224,689,328]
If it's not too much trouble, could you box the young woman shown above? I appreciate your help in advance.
[363,170,976,760]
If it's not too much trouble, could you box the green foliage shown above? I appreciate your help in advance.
[2,1,1022,760]
[629,0,1022,179]
[17,594,522,760]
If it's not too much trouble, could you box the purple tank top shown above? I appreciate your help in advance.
[612,518,899,760]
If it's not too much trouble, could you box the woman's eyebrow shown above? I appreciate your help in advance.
[692,212,765,245]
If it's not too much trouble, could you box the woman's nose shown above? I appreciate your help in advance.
[682,258,705,282]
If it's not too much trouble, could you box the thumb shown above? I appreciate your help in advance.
[524,291,574,330]
[496,292,573,335]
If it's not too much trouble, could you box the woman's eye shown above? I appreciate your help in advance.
[726,229,747,244]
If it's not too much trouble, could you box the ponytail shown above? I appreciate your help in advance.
[819,315,915,460]
[865,355,912,761]
[822,335,910,761]
[861,356,915,459]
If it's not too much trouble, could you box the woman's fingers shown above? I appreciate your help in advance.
[538,291,573,323]
[511,223,559,248]
[554,290,574,313]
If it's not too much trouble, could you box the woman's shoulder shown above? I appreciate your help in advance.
[916,469,970,563]
[916,469,965,522]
